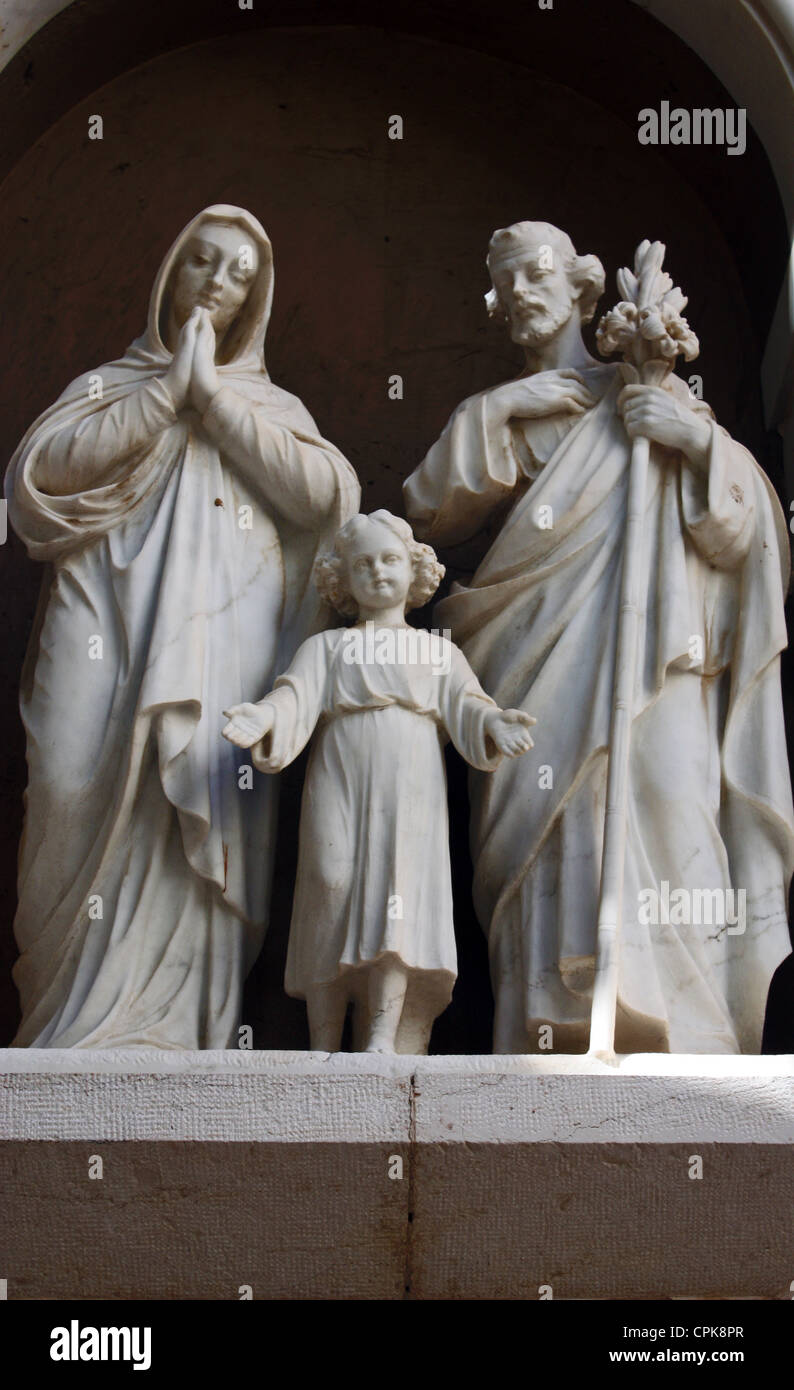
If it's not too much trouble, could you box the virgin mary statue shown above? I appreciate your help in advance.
[5,204,359,1048]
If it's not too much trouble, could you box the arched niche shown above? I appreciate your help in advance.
[2,0,793,441]
[0,0,791,1049]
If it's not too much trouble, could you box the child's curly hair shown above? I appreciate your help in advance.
[313,510,445,617]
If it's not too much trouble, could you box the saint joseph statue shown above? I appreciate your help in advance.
[405,220,794,1055]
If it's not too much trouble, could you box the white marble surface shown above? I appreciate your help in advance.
[4,205,359,1050]
[223,511,534,1054]
[405,220,794,1057]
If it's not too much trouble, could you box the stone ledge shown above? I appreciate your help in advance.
[1,1050,792,1143]
[2,1051,793,1298]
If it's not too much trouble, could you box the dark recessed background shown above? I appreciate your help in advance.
[0,0,791,1049]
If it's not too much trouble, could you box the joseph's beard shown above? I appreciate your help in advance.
[509,304,571,347]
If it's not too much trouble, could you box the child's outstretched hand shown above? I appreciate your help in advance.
[486,707,536,757]
[222,702,273,748]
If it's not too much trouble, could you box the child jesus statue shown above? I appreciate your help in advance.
[222,510,536,1054]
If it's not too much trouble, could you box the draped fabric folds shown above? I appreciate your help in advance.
[6,205,359,1047]
[250,628,502,1025]
[405,365,794,1053]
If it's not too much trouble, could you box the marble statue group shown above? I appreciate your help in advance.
[5,206,793,1056]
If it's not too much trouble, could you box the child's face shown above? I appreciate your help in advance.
[346,521,413,614]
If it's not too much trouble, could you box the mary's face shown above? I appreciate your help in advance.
[169,224,259,338]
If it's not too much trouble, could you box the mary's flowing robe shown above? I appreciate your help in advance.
[6,205,359,1048]
[405,365,794,1053]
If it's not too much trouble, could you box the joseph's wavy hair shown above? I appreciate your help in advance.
[313,510,445,617]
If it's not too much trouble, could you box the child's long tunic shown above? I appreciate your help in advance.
[251,625,503,1004]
